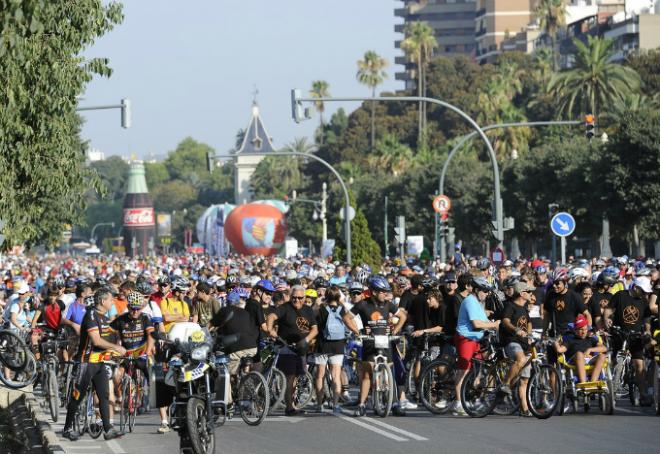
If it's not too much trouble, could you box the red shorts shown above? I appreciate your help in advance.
[455,334,481,370]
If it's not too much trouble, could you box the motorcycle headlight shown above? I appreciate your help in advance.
[191,345,210,361]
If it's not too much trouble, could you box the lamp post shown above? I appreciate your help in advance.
[291,182,328,247]
[90,222,115,246]
[77,98,131,128]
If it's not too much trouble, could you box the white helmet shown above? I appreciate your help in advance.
[569,267,590,281]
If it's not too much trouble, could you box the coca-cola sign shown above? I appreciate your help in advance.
[123,208,155,226]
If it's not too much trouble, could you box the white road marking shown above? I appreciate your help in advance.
[334,414,408,442]
[614,406,645,415]
[107,439,126,454]
[364,416,428,441]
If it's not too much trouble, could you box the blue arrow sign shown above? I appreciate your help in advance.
[550,212,576,237]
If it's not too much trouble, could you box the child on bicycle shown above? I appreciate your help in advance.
[554,315,607,383]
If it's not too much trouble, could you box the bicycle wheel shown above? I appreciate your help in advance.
[527,364,562,419]
[372,363,394,418]
[654,362,660,416]
[460,362,498,418]
[0,349,38,389]
[418,359,454,415]
[60,363,72,407]
[267,368,286,411]
[292,371,313,410]
[119,377,130,433]
[47,361,60,422]
[0,330,29,371]
[129,370,141,432]
[87,392,103,439]
[237,371,269,426]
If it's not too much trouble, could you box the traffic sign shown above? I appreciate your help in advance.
[490,247,505,265]
[550,212,576,237]
[433,195,451,214]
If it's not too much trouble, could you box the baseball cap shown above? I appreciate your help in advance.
[574,314,588,329]
[633,276,652,294]
[513,281,535,294]
[16,282,30,294]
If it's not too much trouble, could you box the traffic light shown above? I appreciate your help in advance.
[290,89,312,123]
[585,114,595,139]
[206,152,214,173]
[121,98,131,129]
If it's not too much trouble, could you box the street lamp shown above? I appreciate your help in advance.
[289,182,328,245]
[90,222,115,245]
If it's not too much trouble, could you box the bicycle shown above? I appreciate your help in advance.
[356,328,401,418]
[36,329,68,422]
[418,349,456,414]
[404,332,445,402]
[260,339,287,411]
[118,356,147,433]
[0,329,38,389]
[652,329,660,416]
[609,327,643,406]
[460,330,562,419]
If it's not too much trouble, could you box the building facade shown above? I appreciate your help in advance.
[475,0,537,62]
[395,0,477,89]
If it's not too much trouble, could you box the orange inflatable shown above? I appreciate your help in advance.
[224,203,288,255]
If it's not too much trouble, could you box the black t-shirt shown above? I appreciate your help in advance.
[398,290,418,313]
[351,299,398,334]
[212,306,259,354]
[110,313,153,355]
[316,303,347,355]
[407,296,432,331]
[562,334,599,359]
[244,299,266,329]
[543,289,586,334]
[500,301,530,346]
[274,303,316,344]
[610,290,650,333]
[588,292,612,321]
[78,308,117,363]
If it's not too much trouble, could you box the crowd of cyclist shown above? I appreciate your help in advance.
[1,252,659,441]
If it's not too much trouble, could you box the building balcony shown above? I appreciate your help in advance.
[475,7,486,19]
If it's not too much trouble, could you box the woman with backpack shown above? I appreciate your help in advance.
[313,285,359,413]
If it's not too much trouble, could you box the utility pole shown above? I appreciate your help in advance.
[321,182,328,242]
[384,195,389,258]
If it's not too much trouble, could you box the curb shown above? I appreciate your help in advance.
[23,392,67,454]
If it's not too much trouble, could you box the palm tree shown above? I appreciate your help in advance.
[368,133,413,176]
[309,80,330,145]
[536,0,566,70]
[548,36,641,119]
[400,21,437,146]
[356,50,389,150]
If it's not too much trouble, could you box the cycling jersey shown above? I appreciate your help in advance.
[160,297,190,332]
[77,308,117,363]
[110,312,153,358]
[35,300,65,330]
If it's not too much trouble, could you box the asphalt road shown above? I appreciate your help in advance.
[38,391,659,454]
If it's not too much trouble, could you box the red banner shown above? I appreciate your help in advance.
[123,208,155,226]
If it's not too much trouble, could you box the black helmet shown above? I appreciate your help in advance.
[226,275,239,287]
[171,276,190,292]
[471,276,494,292]
[135,279,153,295]
[157,275,171,286]
[503,276,519,288]
[313,277,329,289]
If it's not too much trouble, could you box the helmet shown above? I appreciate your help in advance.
[420,277,435,290]
[367,275,391,293]
[349,281,364,294]
[394,276,410,287]
[534,265,547,274]
[305,289,318,298]
[83,295,95,307]
[569,267,590,281]
[355,269,370,284]
[636,267,652,277]
[255,279,275,293]
[65,278,77,289]
[95,277,108,287]
[313,277,329,289]
[216,279,226,290]
[503,276,519,288]
[552,267,569,282]
[471,276,494,292]
[54,276,66,288]
[225,275,239,287]
[477,258,490,271]
[135,280,153,295]
[171,276,190,292]
[157,275,171,286]
[359,264,372,274]
[597,266,619,285]
[227,289,241,304]
[126,291,144,310]
[275,282,289,293]
[236,287,250,299]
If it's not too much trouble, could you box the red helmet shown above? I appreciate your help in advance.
[552,267,569,282]
[574,314,588,329]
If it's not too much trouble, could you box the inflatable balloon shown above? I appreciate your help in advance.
[223,203,287,256]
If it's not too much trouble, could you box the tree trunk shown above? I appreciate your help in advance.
[600,216,613,258]
[319,113,324,145]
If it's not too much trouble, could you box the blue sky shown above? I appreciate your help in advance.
[81,1,403,159]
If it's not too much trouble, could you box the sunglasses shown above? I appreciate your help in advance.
[291,296,305,300]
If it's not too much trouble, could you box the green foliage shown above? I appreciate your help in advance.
[0,0,123,247]
[90,156,129,202]
[334,190,381,268]
[144,161,170,190]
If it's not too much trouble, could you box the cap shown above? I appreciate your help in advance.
[503,260,513,267]
[16,282,30,294]
[513,281,535,294]
[574,314,588,329]
[633,276,653,294]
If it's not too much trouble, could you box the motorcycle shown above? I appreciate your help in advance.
[154,315,236,454]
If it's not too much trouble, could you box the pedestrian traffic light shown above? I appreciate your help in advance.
[585,114,595,139]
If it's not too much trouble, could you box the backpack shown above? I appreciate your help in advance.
[323,305,345,341]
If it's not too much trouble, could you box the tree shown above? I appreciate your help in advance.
[164,137,214,181]
[90,156,129,202]
[356,50,388,150]
[144,161,170,191]
[334,190,381,269]
[152,180,198,213]
[601,109,660,256]
[310,80,330,144]
[547,36,641,119]
[0,1,123,247]
[368,133,413,176]
[400,21,437,146]
[536,0,566,70]
[626,48,660,97]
